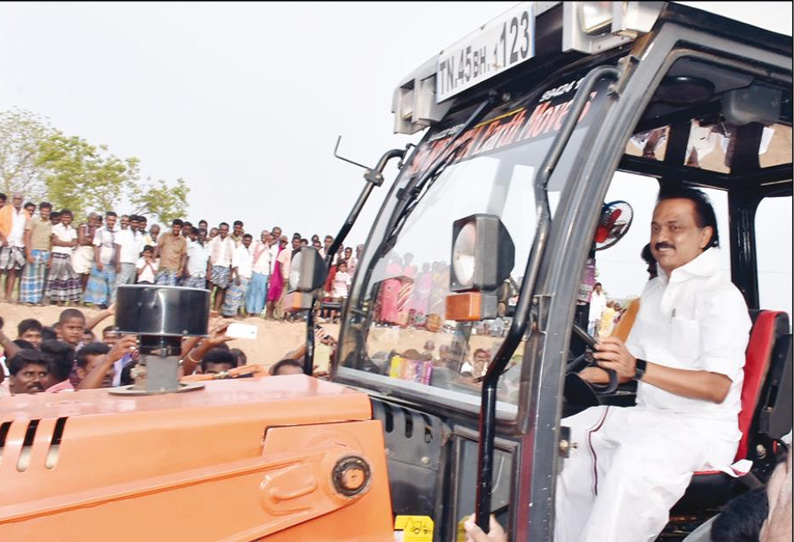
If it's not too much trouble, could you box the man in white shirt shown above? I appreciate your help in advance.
[184,227,210,289]
[555,187,752,542]
[114,214,142,288]
[83,211,118,307]
[587,282,606,336]
[246,230,272,316]
[207,222,236,313]
[222,233,253,318]
[0,193,28,302]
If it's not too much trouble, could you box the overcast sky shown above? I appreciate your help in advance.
[1,2,791,312]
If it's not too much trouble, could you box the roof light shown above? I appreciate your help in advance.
[581,2,613,35]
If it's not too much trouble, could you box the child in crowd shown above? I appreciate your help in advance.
[136,245,158,284]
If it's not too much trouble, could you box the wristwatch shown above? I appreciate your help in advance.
[634,358,648,381]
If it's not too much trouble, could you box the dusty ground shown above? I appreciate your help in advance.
[0,301,339,370]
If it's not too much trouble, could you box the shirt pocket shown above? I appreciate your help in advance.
[669,316,701,363]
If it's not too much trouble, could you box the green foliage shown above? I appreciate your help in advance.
[131,177,190,225]
[0,108,190,222]
[37,133,141,219]
[0,109,54,199]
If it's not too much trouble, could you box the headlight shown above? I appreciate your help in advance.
[289,251,303,291]
[449,214,515,293]
[287,247,326,293]
[452,222,477,288]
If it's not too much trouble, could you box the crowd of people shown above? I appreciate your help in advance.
[0,303,338,398]
[0,191,362,320]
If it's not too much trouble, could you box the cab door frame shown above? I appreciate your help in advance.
[510,21,792,542]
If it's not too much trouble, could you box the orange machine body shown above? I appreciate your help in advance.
[0,375,394,541]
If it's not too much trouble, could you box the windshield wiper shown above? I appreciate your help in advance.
[380,95,496,253]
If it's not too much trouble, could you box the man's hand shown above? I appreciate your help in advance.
[207,320,233,347]
[592,336,636,381]
[463,514,507,542]
[115,262,121,273]
[108,335,138,363]
[97,262,104,272]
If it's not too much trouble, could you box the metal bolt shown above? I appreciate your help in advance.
[559,439,578,454]
[421,456,430,465]
[756,444,767,459]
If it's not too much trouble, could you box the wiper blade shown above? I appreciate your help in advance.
[380,95,496,253]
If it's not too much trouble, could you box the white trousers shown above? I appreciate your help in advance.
[554,406,737,542]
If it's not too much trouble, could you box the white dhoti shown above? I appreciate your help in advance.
[554,405,738,542]
[71,245,95,274]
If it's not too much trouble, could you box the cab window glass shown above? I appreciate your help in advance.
[759,124,792,168]
[755,196,793,319]
[625,127,669,161]
[583,172,660,311]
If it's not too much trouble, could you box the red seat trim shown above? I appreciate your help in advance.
[692,310,782,476]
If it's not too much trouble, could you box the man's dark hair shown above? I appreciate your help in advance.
[657,185,719,248]
[230,348,247,366]
[40,340,76,382]
[8,350,49,376]
[172,218,184,227]
[41,326,58,341]
[243,233,253,241]
[270,358,304,375]
[198,219,207,226]
[142,244,154,253]
[0,193,6,202]
[24,201,35,210]
[58,308,85,325]
[292,232,301,240]
[76,342,111,369]
[233,220,243,227]
[106,211,118,218]
[60,208,72,217]
[39,201,52,210]
[102,325,116,335]
[190,226,200,236]
[710,487,768,542]
[18,318,43,337]
[183,220,192,227]
[202,348,237,373]
[641,243,657,279]
[12,339,35,350]
[219,222,229,228]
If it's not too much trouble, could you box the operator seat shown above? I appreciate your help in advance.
[673,309,792,512]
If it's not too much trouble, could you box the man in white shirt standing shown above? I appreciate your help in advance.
[587,282,606,337]
[0,193,28,302]
[207,222,236,313]
[222,233,253,318]
[246,229,272,316]
[184,227,210,289]
[114,214,141,288]
[83,211,118,308]
[555,187,752,542]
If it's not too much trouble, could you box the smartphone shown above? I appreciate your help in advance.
[226,322,258,340]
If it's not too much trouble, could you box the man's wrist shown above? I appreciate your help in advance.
[633,358,648,381]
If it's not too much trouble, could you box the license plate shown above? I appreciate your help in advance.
[436,3,535,103]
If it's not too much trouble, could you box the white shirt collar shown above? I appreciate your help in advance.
[657,247,719,285]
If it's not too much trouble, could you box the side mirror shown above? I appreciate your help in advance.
[284,247,326,312]
[446,214,515,321]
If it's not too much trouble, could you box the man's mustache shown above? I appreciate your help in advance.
[655,242,675,251]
